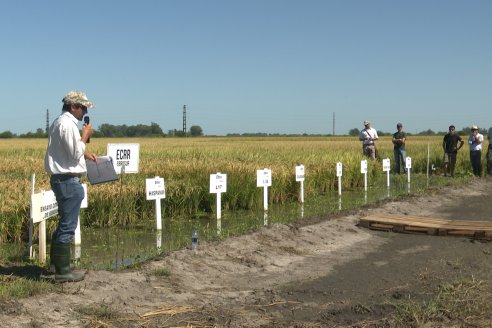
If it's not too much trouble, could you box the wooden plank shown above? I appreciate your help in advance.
[358,214,492,240]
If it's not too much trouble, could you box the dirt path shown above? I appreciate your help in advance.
[2,177,492,327]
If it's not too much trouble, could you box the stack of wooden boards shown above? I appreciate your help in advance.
[359,213,492,240]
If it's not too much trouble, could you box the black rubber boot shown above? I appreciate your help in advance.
[52,241,85,283]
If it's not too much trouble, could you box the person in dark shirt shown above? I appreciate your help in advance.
[442,125,464,177]
[392,122,407,174]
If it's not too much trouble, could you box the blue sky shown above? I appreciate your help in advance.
[1,0,491,135]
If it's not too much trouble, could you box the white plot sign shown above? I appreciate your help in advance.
[107,143,140,174]
[336,162,343,177]
[361,159,368,191]
[360,160,368,174]
[210,173,227,193]
[31,186,88,224]
[406,156,412,184]
[210,173,227,219]
[146,176,165,230]
[30,183,87,262]
[383,158,391,188]
[31,190,58,224]
[257,168,272,211]
[295,165,305,182]
[336,162,343,196]
[406,157,412,169]
[146,176,165,200]
[256,169,272,187]
[295,165,305,203]
[382,158,391,172]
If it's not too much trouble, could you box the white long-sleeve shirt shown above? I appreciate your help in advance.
[359,127,378,145]
[468,133,483,152]
[44,111,87,175]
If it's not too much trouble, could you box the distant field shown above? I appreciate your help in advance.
[0,136,473,242]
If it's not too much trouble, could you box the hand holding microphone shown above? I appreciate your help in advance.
[83,116,92,143]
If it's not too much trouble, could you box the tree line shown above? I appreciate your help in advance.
[1,124,487,139]
[0,123,204,139]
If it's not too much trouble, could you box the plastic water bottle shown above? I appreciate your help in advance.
[191,227,198,252]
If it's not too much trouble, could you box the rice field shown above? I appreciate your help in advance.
[0,136,476,243]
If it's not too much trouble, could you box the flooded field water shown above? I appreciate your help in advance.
[2,174,448,270]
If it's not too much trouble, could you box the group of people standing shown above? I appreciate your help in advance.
[358,120,408,174]
[359,120,492,177]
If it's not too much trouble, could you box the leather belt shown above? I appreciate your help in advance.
[52,173,83,178]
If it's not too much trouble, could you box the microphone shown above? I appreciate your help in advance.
[84,116,91,143]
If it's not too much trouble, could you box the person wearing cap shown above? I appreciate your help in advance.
[468,125,483,177]
[359,120,379,160]
[442,125,464,177]
[392,123,407,174]
[44,90,97,282]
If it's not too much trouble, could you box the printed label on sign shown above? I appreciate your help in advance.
[383,158,391,172]
[146,177,165,200]
[406,157,412,169]
[31,186,88,223]
[295,165,305,182]
[336,162,343,177]
[360,160,368,174]
[256,169,272,187]
[210,173,227,193]
[107,143,140,174]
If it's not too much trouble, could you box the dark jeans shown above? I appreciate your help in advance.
[444,152,457,176]
[393,148,406,174]
[50,175,85,244]
[470,150,482,177]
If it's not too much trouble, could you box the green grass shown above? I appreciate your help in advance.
[0,275,57,300]
[391,277,492,327]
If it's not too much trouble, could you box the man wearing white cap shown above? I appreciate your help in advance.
[44,90,97,282]
[468,125,483,177]
[359,120,379,160]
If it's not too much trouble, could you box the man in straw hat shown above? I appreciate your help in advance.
[468,125,483,177]
[44,91,97,282]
